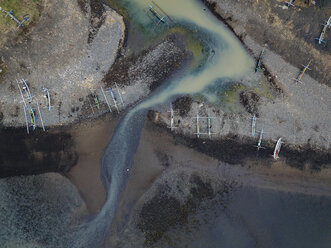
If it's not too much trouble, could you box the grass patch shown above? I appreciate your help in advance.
[103,0,129,20]
[220,83,246,111]
[0,0,40,47]
[251,78,275,99]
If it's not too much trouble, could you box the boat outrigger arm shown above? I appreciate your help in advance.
[285,0,295,7]
[194,114,200,138]
[194,114,216,138]
[251,115,257,136]
[273,138,283,160]
[315,17,330,46]
[255,48,265,72]
[101,86,112,113]
[23,105,29,134]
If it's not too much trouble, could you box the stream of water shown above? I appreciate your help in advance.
[0,1,330,247]
[71,1,331,247]
[71,0,253,247]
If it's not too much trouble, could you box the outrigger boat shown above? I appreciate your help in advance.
[194,114,216,138]
[315,16,330,46]
[255,48,265,72]
[30,107,36,130]
[93,92,100,110]
[17,78,33,105]
[43,87,51,111]
[322,16,331,29]
[100,83,124,114]
[0,7,29,28]
[255,129,265,151]
[273,138,283,160]
[167,106,177,131]
[285,0,295,7]
[294,60,311,84]
[144,0,172,26]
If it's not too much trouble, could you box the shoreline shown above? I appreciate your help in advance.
[67,111,331,218]
[0,0,329,214]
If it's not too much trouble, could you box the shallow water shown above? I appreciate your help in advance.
[71,0,255,247]
[72,1,331,247]
[2,1,329,247]
[161,187,331,248]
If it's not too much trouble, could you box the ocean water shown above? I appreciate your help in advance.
[172,187,331,248]
[1,1,330,247]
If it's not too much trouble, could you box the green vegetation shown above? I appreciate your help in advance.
[220,83,246,111]
[163,26,204,70]
[103,0,129,20]
[251,78,274,99]
[0,0,41,47]
[0,59,7,80]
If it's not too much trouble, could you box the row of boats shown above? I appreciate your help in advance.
[167,107,283,160]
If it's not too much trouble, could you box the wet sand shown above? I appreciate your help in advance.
[138,120,331,196]
[107,115,331,246]
[68,113,331,215]
[66,115,120,214]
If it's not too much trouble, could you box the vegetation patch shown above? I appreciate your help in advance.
[137,175,215,245]
[219,82,246,112]
[137,173,237,246]
[172,96,193,117]
[103,0,130,20]
[0,0,41,48]
[161,26,204,70]
[0,62,7,80]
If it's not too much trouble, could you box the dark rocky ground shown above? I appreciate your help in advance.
[0,127,77,178]
[135,173,237,246]
[103,33,189,91]
[202,0,331,86]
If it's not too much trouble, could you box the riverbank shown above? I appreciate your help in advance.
[202,0,331,86]
[106,117,331,247]
[0,0,330,246]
